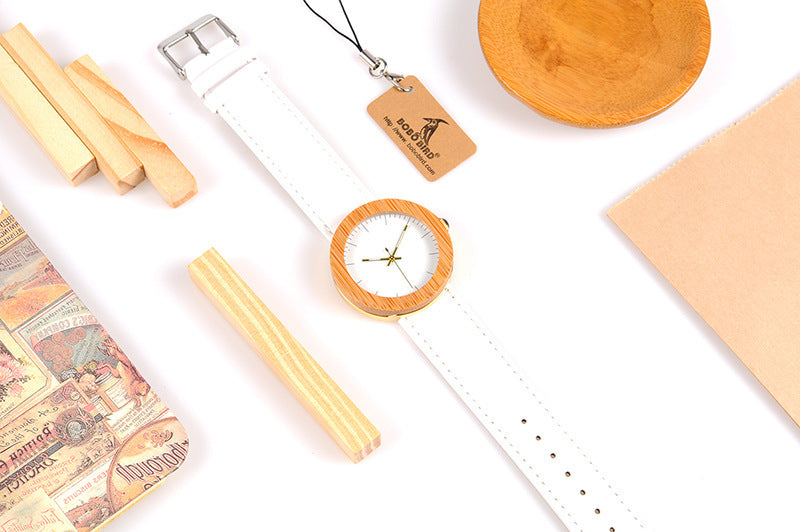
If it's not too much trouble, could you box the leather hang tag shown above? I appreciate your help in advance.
[367,76,476,181]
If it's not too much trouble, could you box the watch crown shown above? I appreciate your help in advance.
[440,218,450,230]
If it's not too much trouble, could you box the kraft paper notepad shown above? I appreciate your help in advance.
[609,77,800,427]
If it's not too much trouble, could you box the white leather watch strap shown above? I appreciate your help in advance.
[183,38,373,237]
[162,20,642,530]
[400,288,642,531]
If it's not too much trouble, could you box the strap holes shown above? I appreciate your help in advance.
[521,419,527,424]
[565,471,571,477]
[550,453,556,459]
[595,509,601,515]
[536,435,542,441]
[580,490,586,496]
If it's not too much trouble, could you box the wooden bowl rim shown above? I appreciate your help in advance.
[478,0,712,127]
[330,199,454,318]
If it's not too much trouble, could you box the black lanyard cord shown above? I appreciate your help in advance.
[301,0,413,93]
[302,0,364,52]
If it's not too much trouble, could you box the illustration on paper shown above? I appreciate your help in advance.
[16,294,153,420]
[0,236,70,330]
[0,327,47,419]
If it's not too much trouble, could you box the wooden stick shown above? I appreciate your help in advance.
[0,46,97,184]
[65,56,197,207]
[0,24,143,194]
[189,248,381,463]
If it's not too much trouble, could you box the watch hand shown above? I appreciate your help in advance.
[361,256,401,262]
[393,260,415,290]
[388,224,409,266]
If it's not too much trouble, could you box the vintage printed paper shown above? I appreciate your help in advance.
[0,206,187,529]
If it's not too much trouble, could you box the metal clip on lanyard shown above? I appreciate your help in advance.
[358,49,413,93]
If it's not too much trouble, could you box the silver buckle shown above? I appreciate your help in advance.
[158,15,239,80]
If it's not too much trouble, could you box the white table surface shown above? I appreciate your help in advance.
[0,1,798,530]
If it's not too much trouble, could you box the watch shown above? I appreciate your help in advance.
[160,15,643,531]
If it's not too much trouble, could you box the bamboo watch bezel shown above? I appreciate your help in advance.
[330,199,454,318]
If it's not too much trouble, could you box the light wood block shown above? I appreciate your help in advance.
[65,55,197,207]
[0,24,143,194]
[0,46,97,184]
[189,248,381,463]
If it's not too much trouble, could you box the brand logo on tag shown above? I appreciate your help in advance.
[420,118,448,145]
[396,117,446,161]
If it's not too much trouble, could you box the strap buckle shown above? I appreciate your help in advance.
[158,14,239,80]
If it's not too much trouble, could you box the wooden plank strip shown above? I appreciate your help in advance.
[65,55,198,207]
[0,45,97,184]
[0,24,143,194]
[189,248,381,463]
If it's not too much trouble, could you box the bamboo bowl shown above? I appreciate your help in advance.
[478,0,711,127]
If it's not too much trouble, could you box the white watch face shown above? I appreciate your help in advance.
[343,212,440,298]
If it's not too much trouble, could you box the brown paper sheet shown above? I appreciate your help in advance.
[609,77,800,426]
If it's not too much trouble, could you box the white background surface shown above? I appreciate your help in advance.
[0,1,798,530]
